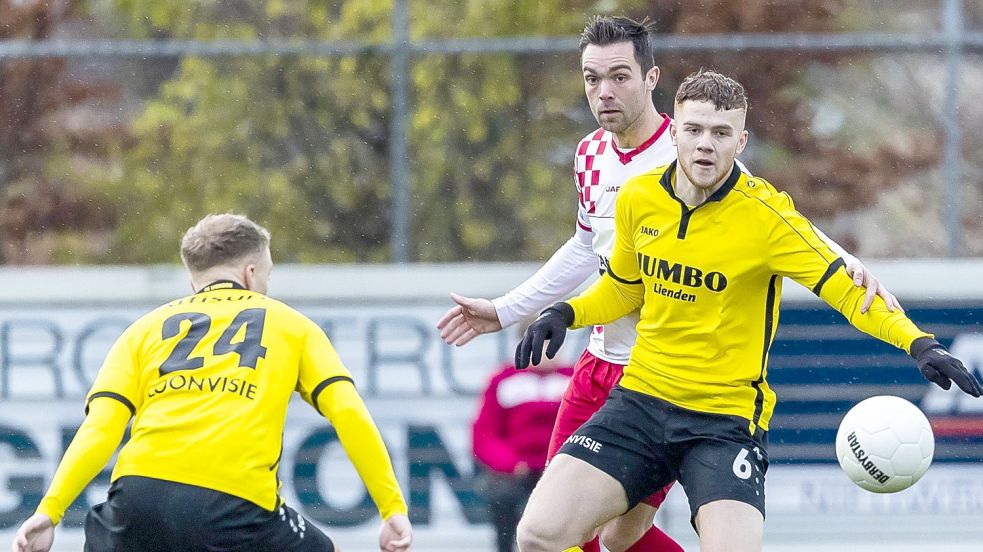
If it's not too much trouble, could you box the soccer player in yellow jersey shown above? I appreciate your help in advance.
[12,214,412,552]
[512,71,983,552]
[439,15,898,552]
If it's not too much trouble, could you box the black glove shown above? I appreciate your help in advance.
[514,302,575,370]
[910,336,982,397]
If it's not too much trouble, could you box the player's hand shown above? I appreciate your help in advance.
[844,259,902,314]
[911,337,982,397]
[436,293,503,346]
[379,513,412,552]
[515,302,574,370]
[11,513,54,552]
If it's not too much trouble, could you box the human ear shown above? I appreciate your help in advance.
[243,264,257,291]
[735,130,749,155]
[646,66,660,91]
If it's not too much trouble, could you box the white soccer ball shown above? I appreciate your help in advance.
[835,395,934,493]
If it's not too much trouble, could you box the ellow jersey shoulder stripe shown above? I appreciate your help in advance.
[86,391,136,416]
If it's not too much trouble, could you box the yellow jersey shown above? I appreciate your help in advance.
[568,162,929,432]
[81,281,404,515]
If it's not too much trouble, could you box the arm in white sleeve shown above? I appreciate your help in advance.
[492,226,597,329]
[812,225,859,266]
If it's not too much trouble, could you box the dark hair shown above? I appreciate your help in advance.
[674,69,748,111]
[180,213,270,273]
[579,15,656,75]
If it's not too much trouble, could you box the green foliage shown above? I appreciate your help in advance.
[85,0,868,263]
[95,0,647,263]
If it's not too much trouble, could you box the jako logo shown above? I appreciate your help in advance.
[636,253,728,292]
[641,226,659,237]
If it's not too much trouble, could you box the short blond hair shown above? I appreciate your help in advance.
[674,69,748,112]
[180,213,270,273]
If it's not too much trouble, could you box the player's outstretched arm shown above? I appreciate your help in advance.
[811,223,902,314]
[515,243,644,369]
[436,293,502,346]
[813,268,981,397]
[37,397,131,525]
[18,397,131,547]
[315,381,410,526]
[438,234,598,347]
[11,513,54,552]
[910,337,983,397]
[843,259,902,314]
[379,513,413,552]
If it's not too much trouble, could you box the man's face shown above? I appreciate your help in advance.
[671,100,748,191]
[582,42,658,135]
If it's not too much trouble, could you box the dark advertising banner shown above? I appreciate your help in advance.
[768,302,983,464]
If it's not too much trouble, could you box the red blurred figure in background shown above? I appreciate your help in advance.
[472,358,572,552]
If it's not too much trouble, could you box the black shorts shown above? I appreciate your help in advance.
[84,476,335,552]
[557,386,769,525]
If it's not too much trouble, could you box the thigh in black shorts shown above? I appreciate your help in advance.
[84,476,335,552]
[557,386,769,525]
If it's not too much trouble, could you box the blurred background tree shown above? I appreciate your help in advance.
[0,0,119,264]
[1,0,977,264]
[92,0,627,263]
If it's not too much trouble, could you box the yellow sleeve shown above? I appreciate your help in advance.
[764,191,842,287]
[295,319,356,410]
[817,268,931,353]
[316,381,408,520]
[764,192,930,352]
[568,274,642,329]
[35,398,131,525]
[568,181,644,327]
[86,322,144,413]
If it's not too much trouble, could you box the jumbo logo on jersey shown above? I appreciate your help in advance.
[636,253,728,292]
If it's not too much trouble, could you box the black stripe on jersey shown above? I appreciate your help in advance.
[752,275,779,433]
[606,268,643,285]
[750,377,765,436]
[269,442,284,472]
[658,162,690,239]
[86,392,137,417]
[658,162,741,239]
[677,206,691,240]
[311,376,355,416]
[811,257,846,296]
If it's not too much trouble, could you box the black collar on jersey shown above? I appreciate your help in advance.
[659,160,741,204]
[197,280,247,293]
[659,161,742,239]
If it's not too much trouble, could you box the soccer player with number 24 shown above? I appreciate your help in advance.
[12,214,412,552]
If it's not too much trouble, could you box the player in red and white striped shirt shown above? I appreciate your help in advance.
[438,15,900,552]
